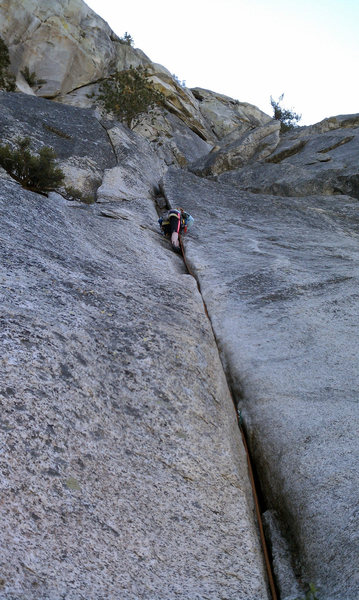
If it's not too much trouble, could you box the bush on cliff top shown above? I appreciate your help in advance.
[271,93,301,132]
[119,32,134,46]
[0,137,65,194]
[97,66,165,128]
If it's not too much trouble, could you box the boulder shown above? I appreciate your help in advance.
[0,166,269,598]
[162,167,359,600]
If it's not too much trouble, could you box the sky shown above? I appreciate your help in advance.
[85,0,359,126]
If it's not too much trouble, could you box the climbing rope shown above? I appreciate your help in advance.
[179,235,278,600]
[239,417,278,600]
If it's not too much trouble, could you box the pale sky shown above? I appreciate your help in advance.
[85,0,359,126]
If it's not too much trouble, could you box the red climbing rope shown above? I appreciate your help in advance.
[240,427,278,600]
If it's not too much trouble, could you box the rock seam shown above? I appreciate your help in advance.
[156,191,278,600]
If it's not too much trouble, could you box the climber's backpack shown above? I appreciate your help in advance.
[183,212,194,232]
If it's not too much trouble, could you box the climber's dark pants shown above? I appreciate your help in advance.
[162,214,181,237]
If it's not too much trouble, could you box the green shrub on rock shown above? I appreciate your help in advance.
[295,583,319,600]
[0,137,65,194]
[0,37,16,91]
[97,66,165,128]
[270,93,301,132]
[119,32,134,46]
[21,66,46,89]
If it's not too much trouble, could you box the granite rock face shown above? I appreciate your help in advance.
[191,88,272,139]
[0,91,116,201]
[162,168,359,600]
[148,72,213,142]
[1,0,359,597]
[0,0,277,171]
[0,0,150,97]
[133,109,213,168]
[190,121,281,176]
[0,125,269,598]
[97,120,166,202]
[219,114,359,199]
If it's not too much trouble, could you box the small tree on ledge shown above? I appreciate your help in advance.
[97,66,165,128]
[119,32,134,46]
[0,137,65,194]
[270,93,301,132]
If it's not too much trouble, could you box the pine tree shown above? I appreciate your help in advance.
[98,66,165,128]
[0,137,64,193]
[270,93,301,132]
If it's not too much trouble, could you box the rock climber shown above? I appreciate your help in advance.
[158,207,194,252]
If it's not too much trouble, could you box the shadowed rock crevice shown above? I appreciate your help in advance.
[266,140,307,163]
[317,135,354,153]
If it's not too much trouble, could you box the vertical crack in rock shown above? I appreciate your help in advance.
[161,166,359,600]
[154,192,278,600]
[0,166,271,598]
[185,247,279,600]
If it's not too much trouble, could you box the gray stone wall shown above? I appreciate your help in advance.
[0,170,269,598]
[162,168,359,600]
